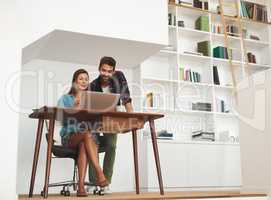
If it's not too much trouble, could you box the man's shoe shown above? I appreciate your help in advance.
[103,186,112,194]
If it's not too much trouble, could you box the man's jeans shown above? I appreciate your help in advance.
[88,134,117,185]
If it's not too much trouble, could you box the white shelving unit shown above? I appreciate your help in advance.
[139,0,271,191]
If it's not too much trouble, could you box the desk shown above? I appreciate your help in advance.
[28,106,164,198]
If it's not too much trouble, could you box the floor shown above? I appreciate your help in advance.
[19,191,267,200]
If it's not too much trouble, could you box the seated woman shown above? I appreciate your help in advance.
[57,69,108,197]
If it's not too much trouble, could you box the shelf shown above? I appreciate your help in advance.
[148,138,240,146]
[143,107,238,118]
[179,52,211,62]
[142,77,178,84]
[214,84,234,90]
[178,27,210,37]
[247,63,271,69]
[157,49,178,57]
[179,80,213,88]
[244,38,269,48]
[142,77,220,88]
[212,57,243,66]
[212,33,241,42]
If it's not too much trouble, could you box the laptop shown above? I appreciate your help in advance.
[79,91,120,112]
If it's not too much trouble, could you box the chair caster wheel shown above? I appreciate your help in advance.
[93,187,99,195]
[60,189,65,195]
[98,189,105,196]
[64,190,70,196]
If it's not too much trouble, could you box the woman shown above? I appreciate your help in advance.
[57,69,108,197]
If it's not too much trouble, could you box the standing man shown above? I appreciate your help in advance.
[88,56,133,193]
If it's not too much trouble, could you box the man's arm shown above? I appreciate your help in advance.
[124,102,133,112]
[115,71,133,112]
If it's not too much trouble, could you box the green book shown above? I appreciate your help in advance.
[195,16,209,32]
[197,41,210,56]
[213,46,225,59]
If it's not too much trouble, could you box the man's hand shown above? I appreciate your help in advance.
[124,102,133,112]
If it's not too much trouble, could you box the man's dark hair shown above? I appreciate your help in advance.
[99,56,116,71]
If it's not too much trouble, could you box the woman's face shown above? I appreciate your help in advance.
[75,73,89,91]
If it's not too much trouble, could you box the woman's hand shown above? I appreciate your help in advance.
[74,94,81,107]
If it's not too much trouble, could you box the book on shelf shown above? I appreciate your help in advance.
[212,24,224,34]
[213,66,220,85]
[240,1,268,23]
[197,40,211,56]
[192,102,212,111]
[193,0,208,10]
[247,52,256,63]
[168,13,176,26]
[195,15,209,32]
[213,46,232,59]
[192,130,215,141]
[180,68,201,83]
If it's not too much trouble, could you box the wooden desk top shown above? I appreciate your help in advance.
[29,106,164,121]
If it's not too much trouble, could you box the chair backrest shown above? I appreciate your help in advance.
[45,133,78,160]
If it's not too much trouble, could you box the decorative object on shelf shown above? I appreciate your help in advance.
[178,0,193,7]
[197,40,211,56]
[157,130,174,140]
[249,35,260,41]
[168,13,176,26]
[216,98,229,113]
[145,92,153,107]
[192,102,212,111]
[195,15,209,32]
[192,130,215,141]
[213,66,220,85]
[247,52,256,63]
[213,46,232,59]
[240,0,268,23]
[193,0,208,10]
[178,20,185,27]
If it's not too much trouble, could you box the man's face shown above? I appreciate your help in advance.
[99,64,114,83]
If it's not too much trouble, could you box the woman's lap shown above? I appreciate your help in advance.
[62,131,99,149]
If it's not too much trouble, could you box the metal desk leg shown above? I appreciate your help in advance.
[149,120,164,195]
[29,119,44,197]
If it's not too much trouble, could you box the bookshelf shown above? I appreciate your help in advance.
[139,0,271,190]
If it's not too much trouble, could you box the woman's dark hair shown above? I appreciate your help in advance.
[98,56,116,70]
[68,69,89,96]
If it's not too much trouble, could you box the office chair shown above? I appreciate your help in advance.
[42,120,106,197]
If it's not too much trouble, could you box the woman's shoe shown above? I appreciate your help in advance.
[96,179,109,187]
[77,190,88,197]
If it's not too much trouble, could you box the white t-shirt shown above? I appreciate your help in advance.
[101,85,123,111]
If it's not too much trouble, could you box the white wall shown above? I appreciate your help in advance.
[0,1,20,200]
[238,69,271,194]
[19,0,168,48]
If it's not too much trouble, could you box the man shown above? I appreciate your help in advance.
[88,56,133,193]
